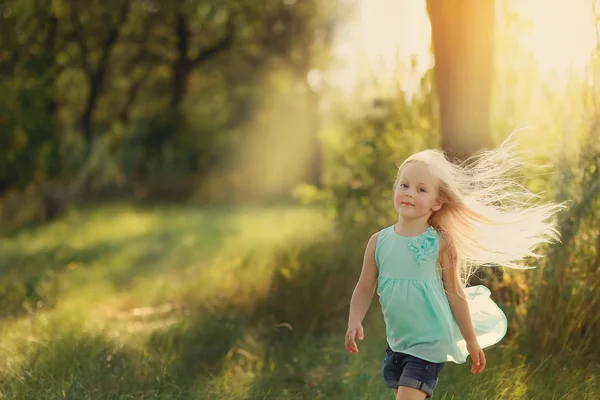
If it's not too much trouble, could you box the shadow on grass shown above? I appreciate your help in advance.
[0,307,263,399]
[141,233,368,396]
[146,306,250,383]
[0,329,182,399]
[4,229,597,399]
[256,232,366,334]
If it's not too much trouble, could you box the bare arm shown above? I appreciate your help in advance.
[345,232,379,353]
[440,242,477,342]
[440,235,486,373]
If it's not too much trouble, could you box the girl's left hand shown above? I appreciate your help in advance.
[466,340,486,374]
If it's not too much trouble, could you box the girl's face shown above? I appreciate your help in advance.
[394,162,443,219]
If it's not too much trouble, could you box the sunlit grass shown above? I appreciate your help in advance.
[0,202,326,306]
[0,203,329,366]
[0,203,598,399]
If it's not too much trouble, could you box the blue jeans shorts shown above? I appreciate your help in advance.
[382,343,445,398]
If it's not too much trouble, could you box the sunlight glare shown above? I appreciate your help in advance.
[331,0,598,94]
[517,0,597,80]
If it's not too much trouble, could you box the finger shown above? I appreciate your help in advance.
[357,326,364,341]
[474,350,485,374]
[345,332,358,352]
[475,350,483,373]
[471,352,480,373]
[478,350,486,373]
[345,338,355,351]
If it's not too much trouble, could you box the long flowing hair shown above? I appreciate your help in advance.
[395,134,564,286]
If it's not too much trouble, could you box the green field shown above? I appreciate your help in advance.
[0,204,597,399]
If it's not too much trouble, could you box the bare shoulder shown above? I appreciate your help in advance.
[368,231,380,244]
[365,231,380,252]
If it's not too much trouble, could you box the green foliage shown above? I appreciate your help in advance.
[0,0,599,397]
[320,70,439,235]
[0,0,60,192]
[0,204,598,399]
[0,0,335,218]
[527,118,600,355]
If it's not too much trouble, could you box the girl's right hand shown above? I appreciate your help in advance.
[345,323,364,353]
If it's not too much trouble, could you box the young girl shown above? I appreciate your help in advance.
[344,138,562,399]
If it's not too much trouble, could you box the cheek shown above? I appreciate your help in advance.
[426,196,439,208]
[393,192,402,207]
[417,195,434,208]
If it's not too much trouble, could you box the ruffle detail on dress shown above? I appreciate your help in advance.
[407,226,439,265]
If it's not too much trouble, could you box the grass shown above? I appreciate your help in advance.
[0,202,598,399]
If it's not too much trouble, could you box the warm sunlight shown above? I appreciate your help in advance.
[518,0,598,79]
[332,0,598,93]
[3,0,600,398]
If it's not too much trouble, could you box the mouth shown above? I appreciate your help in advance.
[400,202,414,207]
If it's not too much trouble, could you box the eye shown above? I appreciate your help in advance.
[419,188,427,193]
[399,183,408,188]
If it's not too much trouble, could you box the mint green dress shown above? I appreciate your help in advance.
[375,225,507,363]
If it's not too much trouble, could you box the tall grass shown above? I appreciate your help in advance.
[0,203,598,398]
[526,117,600,355]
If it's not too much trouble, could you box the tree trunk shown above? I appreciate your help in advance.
[172,12,190,108]
[69,2,129,195]
[171,62,190,108]
[426,0,495,161]
[171,11,232,108]
[81,79,97,149]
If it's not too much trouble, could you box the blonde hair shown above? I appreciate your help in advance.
[395,135,563,287]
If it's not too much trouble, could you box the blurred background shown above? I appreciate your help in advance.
[0,0,599,398]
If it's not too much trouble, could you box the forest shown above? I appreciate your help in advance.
[0,0,599,398]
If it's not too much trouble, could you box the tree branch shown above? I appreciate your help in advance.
[189,16,234,67]
[118,63,153,124]
[94,1,130,83]
[175,11,190,66]
[69,3,90,73]
[81,0,131,147]
[117,40,153,123]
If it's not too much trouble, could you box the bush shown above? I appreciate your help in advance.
[320,70,439,236]
[527,119,600,355]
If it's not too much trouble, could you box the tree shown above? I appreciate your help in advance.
[169,2,233,108]
[56,0,131,157]
[126,0,332,191]
[0,0,60,199]
[0,0,333,211]
[426,0,495,160]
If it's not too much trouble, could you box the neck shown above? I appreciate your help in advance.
[394,216,431,236]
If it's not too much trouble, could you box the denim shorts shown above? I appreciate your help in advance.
[381,343,445,398]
